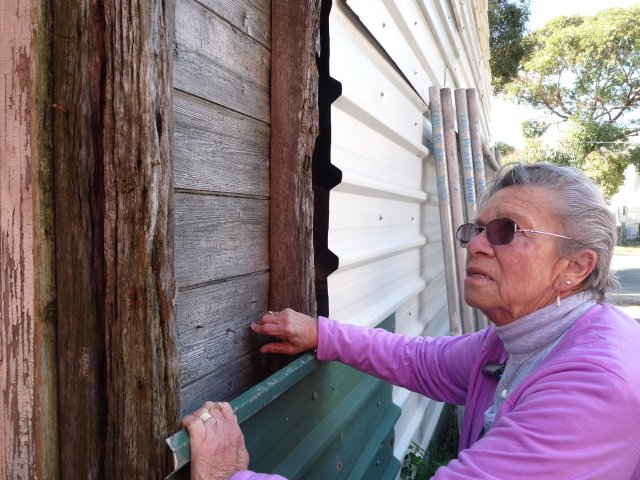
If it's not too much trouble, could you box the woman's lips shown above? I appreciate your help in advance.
[466,267,493,282]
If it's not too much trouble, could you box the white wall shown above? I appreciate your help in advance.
[327,0,492,462]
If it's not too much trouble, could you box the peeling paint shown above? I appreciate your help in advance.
[1,0,38,478]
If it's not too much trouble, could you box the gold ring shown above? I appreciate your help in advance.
[199,411,213,423]
[208,402,223,412]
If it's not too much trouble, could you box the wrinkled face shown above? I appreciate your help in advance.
[463,185,570,325]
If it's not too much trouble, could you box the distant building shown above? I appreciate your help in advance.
[610,166,640,241]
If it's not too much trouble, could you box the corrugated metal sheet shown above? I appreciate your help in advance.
[345,0,492,142]
[327,0,491,465]
[166,317,400,480]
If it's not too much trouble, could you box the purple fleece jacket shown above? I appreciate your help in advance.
[232,304,640,479]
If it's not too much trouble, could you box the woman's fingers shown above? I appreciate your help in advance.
[251,321,285,337]
[260,341,299,355]
[252,308,319,354]
[208,401,235,422]
[181,402,250,479]
[181,408,209,443]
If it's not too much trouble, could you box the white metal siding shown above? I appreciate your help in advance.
[327,0,492,464]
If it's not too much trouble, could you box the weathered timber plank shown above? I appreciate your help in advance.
[1,1,58,477]
[51,1,180,477]
[177,272,269,385]
[174,90,270,196]
[197,0,271,48]
[174,193,269,288]
[269,0,321,315]
[180,348,278,414]
[175,0,270,122]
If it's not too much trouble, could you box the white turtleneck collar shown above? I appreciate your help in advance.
[482,290,597,435]
[495,290,597,356]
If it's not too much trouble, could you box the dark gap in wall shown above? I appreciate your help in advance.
[313,0,342,318]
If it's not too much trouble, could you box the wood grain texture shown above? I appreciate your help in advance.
[197,0,271,47]
[180,349,279,414]
[177,272,269,385]
[174,90,270,196]
[270,0,321,316]
[175,0,270,122]
[174,193,269,288]
[1,2,58,478]
[51,1,180,477]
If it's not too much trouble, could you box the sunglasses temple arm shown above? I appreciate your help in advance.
[521,229,573,240]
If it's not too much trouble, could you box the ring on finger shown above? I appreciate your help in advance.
[208,402,224,412]
[200,411,213,423]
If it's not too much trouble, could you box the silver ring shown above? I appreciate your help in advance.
[208,402,223,412]
[200,411,213,423]
[267,311,275,316]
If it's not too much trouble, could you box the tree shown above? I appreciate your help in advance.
[506,6,640,196]
[488,0,531,92]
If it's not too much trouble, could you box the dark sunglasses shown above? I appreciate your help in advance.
[456,217,573,248]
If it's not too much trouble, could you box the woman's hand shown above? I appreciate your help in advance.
[251,308,319,355]
[181,402,249,480]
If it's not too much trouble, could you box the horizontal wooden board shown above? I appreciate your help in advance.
[173,90,270,196]
[179,348,281,414]
[175,0,270,122]
[177,272,269,385]
[174,193,269,288]
[197,0,271,48]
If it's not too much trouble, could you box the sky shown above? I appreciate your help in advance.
[491,0,640,148]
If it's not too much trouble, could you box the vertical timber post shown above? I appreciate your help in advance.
[455,88,478,332]
[441,89,475,334]
[467,89,490,329]
[1,1,59,478]
[428,87,462,336]
[454,89,477,223]
[466,89,487,198]
[270,0,321,317]
[51,1,180,477]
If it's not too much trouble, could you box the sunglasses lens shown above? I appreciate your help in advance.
[456,223,478,246]
[486,218,517,245]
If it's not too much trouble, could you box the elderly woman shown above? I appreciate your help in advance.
[182,163,640,479]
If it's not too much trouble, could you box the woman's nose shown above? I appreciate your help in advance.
[465,229,494,255]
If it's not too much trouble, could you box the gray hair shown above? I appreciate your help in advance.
[481,163,618,302]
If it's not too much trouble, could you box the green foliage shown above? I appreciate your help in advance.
[494,141,516,156]
[508,120,640,198]
[488,0,531,92]
[521,119,549,139]
[508,6,640,124]
[400,405,459,479]
[401,442,444,479]
[503,5,640,197]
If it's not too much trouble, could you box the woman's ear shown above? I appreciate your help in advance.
[563,248,598,288]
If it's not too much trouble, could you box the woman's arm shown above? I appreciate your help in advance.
[317,317,487,405]
[252,310,487,405]
[433,364,640,478]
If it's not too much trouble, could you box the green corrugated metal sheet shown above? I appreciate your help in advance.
[167,315,400,479]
